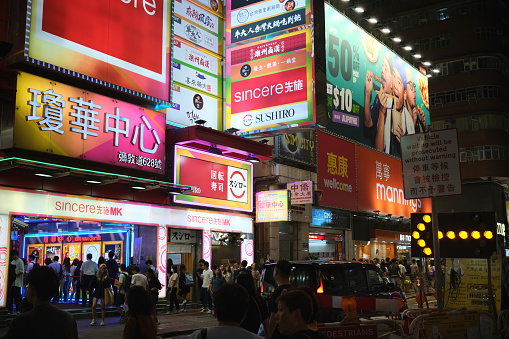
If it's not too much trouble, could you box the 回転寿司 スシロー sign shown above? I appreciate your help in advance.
[14,72,166,174]
[324,3,429,158]
[27,0,171,101]
[256,190,290,222]
[226,0,311,45]
[174,145,253,212]
[225,29,315,135]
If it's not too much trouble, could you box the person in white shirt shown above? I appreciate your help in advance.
[9,250,24,314]
[200,261,214,314]
[80,254,98,306]
[130,266,149,290]
[25,254,37,276]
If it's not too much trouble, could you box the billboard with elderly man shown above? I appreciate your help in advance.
[324,3,429,158]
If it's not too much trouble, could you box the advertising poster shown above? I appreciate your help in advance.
[256,190,290,222]
[444,258,501,314]
[225,29,315,134]
[173,0,222,55]
[28,0,171,101]
[275,131,315,165]
[317,132,357,210]
[103,242,122,264]
[83,243,101,263]
[27,244,44,265]
[424,313,481,339]
[324,3,429,158]
[172,37,222,98]
[15,72,166,174]
[356,145,431,217]
[45,244,61,262]
[174,145,253,212]
[226,0,312,45]
[63,243,81,261]
[165,84,221,129]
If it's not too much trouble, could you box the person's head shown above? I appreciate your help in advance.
[26,266,60,304]
[392,56,407,110]
[29,254,36,262]
[171,265,178,274]
[98,264,108,277]
[381,53,394,94]
[236,272,257,298]
[120,264,127,272]
[215,268,222,277]
[406,69,416,107]
[126,285,153,316]
[72,258,79,266]
[86,253,93,260]
[274,259,292,283]
[145,268,153,278]
[412,259,416,264]
[98,256,105,265]
[108,251,114,259]
[213,283,249,324]
[132,265,140,274]
[276,290,314,336]
[203,261,210,270]
[45,258,52,266]
[63,257,71,270]
[252,263,258,271]
[167,258,174,269]
[10,249,18,260]
[241,260,248,268]
[145,259,153,267]
[180,265,187,273]
[53,256,59,262]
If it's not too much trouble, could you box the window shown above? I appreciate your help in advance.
[345,268,368,292]
[290,266,314,289]
[437,8,449,20]
[367,268,385,291]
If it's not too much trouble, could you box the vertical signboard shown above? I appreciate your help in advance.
[356,145,431,217]
[256,190,290,222]
[317,132,357,210]
[226,0,312,45]
[225,29,315,134]
[157,226,167,297]
[28,0,171,101]
[15,72,166,174]
[324,3,429,158]
[287,181,313,204]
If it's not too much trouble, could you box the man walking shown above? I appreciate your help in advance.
[8,250,24,314]
[80,254,98,306]
[49,256,62,302]
[200,261,214,314]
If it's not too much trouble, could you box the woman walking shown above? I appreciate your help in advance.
[145,268,162,324]
[177,265,191,312]
[89,263,112,326]
[165,265,180,314]
[62,257,73,303]
[123,285,157,339]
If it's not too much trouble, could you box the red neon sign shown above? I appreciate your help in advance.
[43,235,102,243]
[309,234,325,240]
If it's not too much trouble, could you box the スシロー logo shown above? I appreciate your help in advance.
[242,114,253,126]
[229,170,247,200]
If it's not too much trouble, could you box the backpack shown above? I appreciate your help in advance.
[121,272,132,292]
[184,273,194,287]
[389,264,401,278]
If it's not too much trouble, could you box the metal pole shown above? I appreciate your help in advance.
[431,197,443,311]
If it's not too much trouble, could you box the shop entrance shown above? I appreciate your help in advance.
[211,232,243,268]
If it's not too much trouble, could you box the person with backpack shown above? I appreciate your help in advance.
[115,264,131,323]
[49,256,63,302]
[165,265,180,314]
[388,259,402,288]
[177,265,192,312]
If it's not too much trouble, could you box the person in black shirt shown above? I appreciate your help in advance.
[276,290,327,339]
[237,273,269,335]
[105,251,119,299]
[233,260,249,282]
[145,268,161,324]
[268,260,293,339]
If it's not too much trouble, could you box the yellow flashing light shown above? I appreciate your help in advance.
[484,230,493,239]
[446,231,455,239]
[412,231,420,239]
[417,239,426,247]
[423,247,432,256]
[417,223,426,231]
[438,231,443,239]
[459,231,468,239]
[423,215,431,223]
[472,230,481,239]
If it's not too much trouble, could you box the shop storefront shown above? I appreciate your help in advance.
[309,208,350,260]
[354,229,411,262]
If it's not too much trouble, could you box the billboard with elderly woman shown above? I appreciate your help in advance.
[324,3,429,158]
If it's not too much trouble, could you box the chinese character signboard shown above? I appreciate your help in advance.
[14,72,165,174]
[356,145,431,217]
[287,180,313,204]
[324,4,429,158]
[27,0,171,101]
[256,190,290,222]
[169,229,197,243]
[226,0,312,45]
[317,132,356,210]
[225,29,315,134]
[401,129,461,199]
[174,145,253,212]
[275,131,316,166]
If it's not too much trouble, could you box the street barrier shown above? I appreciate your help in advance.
[497,309,509,339]
[317,319,406,339]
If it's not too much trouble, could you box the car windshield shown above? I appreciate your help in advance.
[319,266,368,293]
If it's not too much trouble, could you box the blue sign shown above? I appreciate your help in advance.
[311,209,350,229]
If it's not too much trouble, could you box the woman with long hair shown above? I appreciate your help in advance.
[89,264,112,326]
[145,268,162,324]
[165,265,180,314]
[237,273,269,336]
[223,264,232,282]
[70,259,80,302]
[177,265,191,312]
[123,286,157,339]
[62,257,73,303]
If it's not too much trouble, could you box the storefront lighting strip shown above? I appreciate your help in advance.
[0,157,195,189]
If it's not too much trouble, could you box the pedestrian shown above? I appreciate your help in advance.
[145,268,162,324]
[268,259,293,339]
[237,273,269,335]
[115,264,130,323]
[123,285,157,339]
[145,259,158,278]
[73,260,82,303]
[428,260,435,288]
[106,251,119,298]
[89,264,112,326]
[233,260,249,281]
[49,256,63,302]
[97,256,105,267]
[223,264,232,282]
[276,290,328,339]
[177,265,191,312]
[200,261,214,314]
[388,259,402,288]
[62,257,73,303]
[252,263,261,290]
[25,254,37,277]
[131,265,149,289]
[196,259,205,308]
[69,259,79,303]
[212,267,226,294]
[80,253,98,306]
[4,266,78,339]
[8,250,24,315]
[165,264,180,314]
[189,283,260,339]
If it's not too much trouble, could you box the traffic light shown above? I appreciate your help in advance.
[438,212,496,258]
[411,213,434,257]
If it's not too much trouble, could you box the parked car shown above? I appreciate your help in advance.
[261,260,406,322]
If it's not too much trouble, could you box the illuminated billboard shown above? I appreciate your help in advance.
[174,145,253,212]
[324,3,430,158]
[256,190,290,222]
[14,72,165,174]
[226,0,312,45]
[27,0,171,102]
[225,29,315,134]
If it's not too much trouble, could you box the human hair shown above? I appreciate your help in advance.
[167,258,173,268]
[72,258,79,266]
[145,260,153,265]
[199,259,206,264]
[241,260,248,268]
[53,256,59,262]
[203,261,209,268]
[108,251,114,259]
[120,264,126,271]
[275,259,292,279]
[132,265,140,273]
[145,268,153,276]
[29,254,36,261]
[172,265,178,274]
[63,257,71,273]
[126,285,154,316]
[10,249,18,257]
[98,256,105,266]
[27,266,59,302]
[45,258,52,266]
[412,259,416,264]
[97,264,108,281]
[212,283,249,323]
[236,273,264,306]
[86,253,92,260]
[277,289,314,324]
